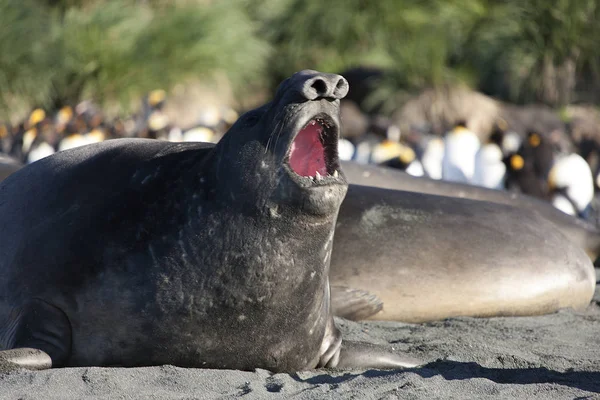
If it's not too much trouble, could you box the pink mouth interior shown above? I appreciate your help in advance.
[289,120,327,177]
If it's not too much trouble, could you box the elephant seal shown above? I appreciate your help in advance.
[0,70,419,372]
[341,161,600,259]
[330,184,596,322]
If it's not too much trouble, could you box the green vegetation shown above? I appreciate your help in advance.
[263,0,599,111]
[465,0,600,106]
[0,0,598,120]
[0,0,269,120]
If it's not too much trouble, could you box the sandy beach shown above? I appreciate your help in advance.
[1,269,598,399]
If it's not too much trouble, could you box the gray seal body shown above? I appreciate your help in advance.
[330,184,596,322]
[342,161,600,259]
[0,70,419,372]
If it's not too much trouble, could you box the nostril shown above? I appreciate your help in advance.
[297,72,349,100]
[311,79,328,96]
[333,77,349,98]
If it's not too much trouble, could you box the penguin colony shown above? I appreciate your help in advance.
[0,93,597,221]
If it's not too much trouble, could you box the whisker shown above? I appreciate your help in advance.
[266,106,288,155]
[265,107,285,154]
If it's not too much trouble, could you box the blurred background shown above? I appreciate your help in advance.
[1,0,600,222]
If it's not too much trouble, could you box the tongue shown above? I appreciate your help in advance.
[289,121,327,177]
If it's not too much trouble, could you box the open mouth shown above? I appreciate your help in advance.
[286,115,342,184]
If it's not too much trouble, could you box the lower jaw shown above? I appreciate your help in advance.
[278,177,348,217]
[284,162,345,188]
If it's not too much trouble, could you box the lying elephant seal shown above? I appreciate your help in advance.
[330,184,596,322]
[341,161,600,259]
[0,70,419,372]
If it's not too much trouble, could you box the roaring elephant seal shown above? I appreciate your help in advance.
[0,70,420,372]
[341,161,600,259]
[330,184,596,322]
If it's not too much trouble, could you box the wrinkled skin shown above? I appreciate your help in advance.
[0,70,419,372]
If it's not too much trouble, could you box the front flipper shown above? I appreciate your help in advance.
[318,318,422,370]
[330,285,383,321]
[0,299,71,371]
[336,340,422,369]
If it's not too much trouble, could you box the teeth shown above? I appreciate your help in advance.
[333,170,339,178]
[315,171,322,181]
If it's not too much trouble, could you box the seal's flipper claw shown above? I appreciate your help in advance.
[330,286,383,320]
[0,348,52,371]
[336,340,422,369]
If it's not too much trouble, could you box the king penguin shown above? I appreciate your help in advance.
[473,142,506,189]
[420,136,445,180]
[472,121,507,189]
[442,120,480,183]
[548,153,594,218]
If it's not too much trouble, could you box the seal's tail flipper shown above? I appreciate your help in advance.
[330,286,383,320]
[336,340,422,369]
[0,348,52,371]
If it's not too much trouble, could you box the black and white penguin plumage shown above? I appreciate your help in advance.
[548,153,594,217]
